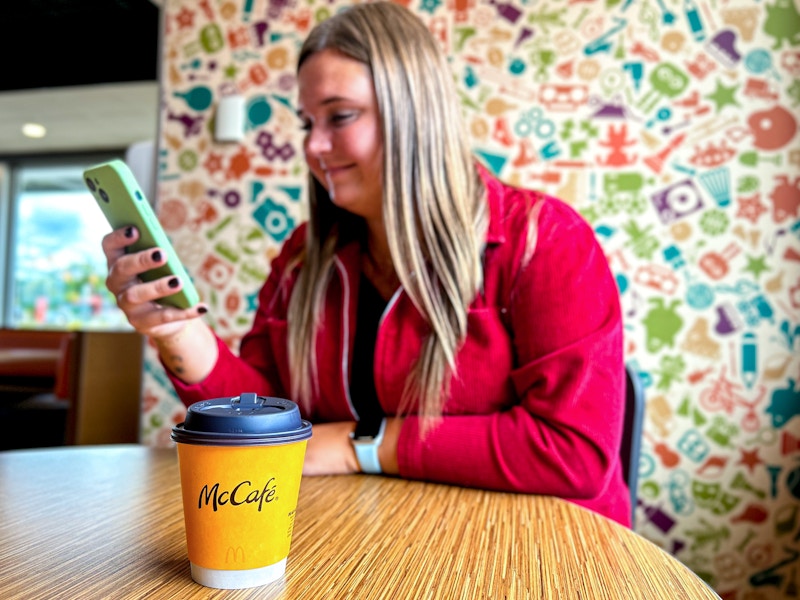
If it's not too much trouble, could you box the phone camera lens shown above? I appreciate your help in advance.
[99,189,110,203]
[85,177,96,191]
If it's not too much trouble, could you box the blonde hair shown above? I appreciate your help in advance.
[287,1,487,424]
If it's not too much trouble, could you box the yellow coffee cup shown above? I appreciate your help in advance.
[171,393,312,589]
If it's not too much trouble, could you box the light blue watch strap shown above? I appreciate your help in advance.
[351,418,386,474]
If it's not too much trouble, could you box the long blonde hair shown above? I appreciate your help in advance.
[287,1,488,423]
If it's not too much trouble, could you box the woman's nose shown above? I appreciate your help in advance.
[304,125,332,156]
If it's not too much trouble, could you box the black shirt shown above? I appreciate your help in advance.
[349,273,387,426]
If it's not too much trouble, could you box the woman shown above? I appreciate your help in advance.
[103,2,629,525]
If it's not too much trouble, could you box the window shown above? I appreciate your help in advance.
[1,155,131,330]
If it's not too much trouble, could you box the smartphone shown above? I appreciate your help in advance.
[83,159,200,309]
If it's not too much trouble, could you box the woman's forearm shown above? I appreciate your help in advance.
[154,319,219,384]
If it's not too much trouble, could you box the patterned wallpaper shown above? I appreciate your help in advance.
[144,1,800,597]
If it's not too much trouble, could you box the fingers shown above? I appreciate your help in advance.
[101,226,138,269]
[114,268,205,313]
[102,225,208,337]
[103,227,171,285]
[125,300,208,337]
[112,260,205,316]
[114,272,176,308]
[107,247,166,288]
[115,275,208,339]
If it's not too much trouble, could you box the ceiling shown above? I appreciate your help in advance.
[0,0,162,158]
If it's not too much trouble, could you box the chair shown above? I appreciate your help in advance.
[621,363,645,527]
[0,330,74,450]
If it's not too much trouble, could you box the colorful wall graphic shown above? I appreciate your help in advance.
[145,1,800,597]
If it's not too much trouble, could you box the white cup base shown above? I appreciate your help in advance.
[190,557,287,589]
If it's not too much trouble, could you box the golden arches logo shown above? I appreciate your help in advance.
[225,546,246,564]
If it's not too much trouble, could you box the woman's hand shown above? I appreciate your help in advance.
[102,226,207,340]
[102,226,217,384]
[302,422,359,476]
[302,418,403,476]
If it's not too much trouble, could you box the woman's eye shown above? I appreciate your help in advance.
[298,111,356,132]
[331,112,356,126]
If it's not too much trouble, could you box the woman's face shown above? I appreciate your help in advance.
[297,49,384,223]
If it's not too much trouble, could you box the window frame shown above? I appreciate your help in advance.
[0,151,126,330]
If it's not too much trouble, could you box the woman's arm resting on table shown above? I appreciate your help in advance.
[397,199,625,498]
[302,418,402,476]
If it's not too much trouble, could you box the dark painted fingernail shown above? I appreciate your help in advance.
[151,250,162,262]
[168,277,180,289]
[124,226,134,238]
[197,306,208,315]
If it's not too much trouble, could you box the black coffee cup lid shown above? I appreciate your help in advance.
[171,393,312,446]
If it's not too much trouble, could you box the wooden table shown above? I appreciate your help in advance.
[0,445,720,599]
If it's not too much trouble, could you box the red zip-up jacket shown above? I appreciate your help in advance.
[169,171,630,526]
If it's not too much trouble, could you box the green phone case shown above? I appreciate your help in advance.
[83,159,200,309]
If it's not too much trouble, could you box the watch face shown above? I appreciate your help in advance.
[353,416,383,440]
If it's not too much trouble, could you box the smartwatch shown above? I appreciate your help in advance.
[350,417,386,474]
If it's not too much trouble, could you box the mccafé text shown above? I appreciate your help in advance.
[198,477,277,512]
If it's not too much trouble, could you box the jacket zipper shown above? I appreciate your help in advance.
[336,254,404,419]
